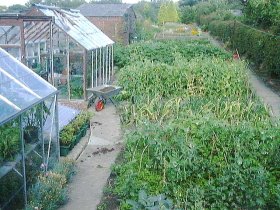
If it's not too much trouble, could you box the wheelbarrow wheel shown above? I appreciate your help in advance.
[95,98,105,111]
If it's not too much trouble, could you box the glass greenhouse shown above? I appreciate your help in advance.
[0,47,59,209]
[0,4,114,101]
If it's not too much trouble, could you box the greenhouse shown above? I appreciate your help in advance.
[0,47,59,209]
[0,4,114,100]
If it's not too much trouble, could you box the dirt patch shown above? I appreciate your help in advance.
[97,174,120,210]
[99,86,116,93]
[96,148,125,210]
[59,100,88,110]
[92,147,115,156]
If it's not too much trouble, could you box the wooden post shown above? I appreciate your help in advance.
[20,20,26,65]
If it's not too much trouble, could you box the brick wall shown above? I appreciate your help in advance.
[87,16,128,45]
[87,7,136,46]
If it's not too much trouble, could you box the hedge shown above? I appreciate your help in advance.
[206,20,280,76]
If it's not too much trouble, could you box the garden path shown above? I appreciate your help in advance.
[248,71,280,119]
[60,104,122,210]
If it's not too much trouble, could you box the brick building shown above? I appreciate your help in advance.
[77,3,136,45]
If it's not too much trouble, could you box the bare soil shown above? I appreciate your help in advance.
[99,86,115,93]
[59,100,88,110]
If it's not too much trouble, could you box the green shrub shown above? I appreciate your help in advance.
[244,0,280,33]
[27,159,75,210]
[179,6,196,24]
[207,20,280,75]
[27,172,67,210]
[231,21,280,75]
[199,10,234,31]
[179,0,229,24]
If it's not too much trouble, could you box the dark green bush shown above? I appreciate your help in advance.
[207,20,280,75]
[199,10,234,31]
[179,6,196,24]
[179,0,229,24]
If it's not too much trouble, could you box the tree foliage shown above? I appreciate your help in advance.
[6,4,27,13]
[25,0,86,9]
[179,0,201,7]
[0,6,7,12]
[134,1,159,23]
[244,0,280,31]
[157,1,179,24]
[89,0,122,3]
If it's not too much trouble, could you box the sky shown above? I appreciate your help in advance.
[0,0,140,7]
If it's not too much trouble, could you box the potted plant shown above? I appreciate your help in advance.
[59,124,75,156]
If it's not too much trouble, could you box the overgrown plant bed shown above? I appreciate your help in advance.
[59,111,92,156]
[26,158,76,209]
[111,39,280,209]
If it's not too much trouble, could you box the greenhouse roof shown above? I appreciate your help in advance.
[35,4,114,50]
[0,47,57,125]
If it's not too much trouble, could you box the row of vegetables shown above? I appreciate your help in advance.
[111,40,280,209]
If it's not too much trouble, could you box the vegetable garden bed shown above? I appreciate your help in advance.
[109,40,280,209]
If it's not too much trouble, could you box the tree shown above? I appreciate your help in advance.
[244,0,280,31]
[157,3,167,24]
[134,1,159,23]
[6,4,27,13]
[179,0,201,7]
[157,1,179,24]
[25,0,86,9]
[0,6,7,12]
[90,0,122,3]
[168,1,179,22]
[25,0,45,7]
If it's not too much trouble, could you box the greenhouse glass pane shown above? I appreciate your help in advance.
[0,48,56,99]
[0,47,57,124]
[37,5,114,51]
[0,69,39,109]
[0,99,18,120]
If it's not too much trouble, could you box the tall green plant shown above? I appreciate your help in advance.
[112,39,280,209]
